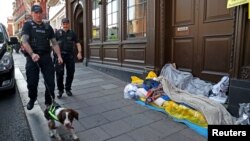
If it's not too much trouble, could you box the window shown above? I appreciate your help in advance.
[92,0,101,40]
[0,32,4,43]
[105,0,118,41]
[0,25,8,43]
[127,0,147,38]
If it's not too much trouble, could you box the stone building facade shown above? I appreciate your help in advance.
[65,0,250,116]
[13,0,48,37]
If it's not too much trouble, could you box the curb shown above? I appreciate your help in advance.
[15,67,52,141]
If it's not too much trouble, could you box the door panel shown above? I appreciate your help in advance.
[202,36,231,73]
[197,0,234,81]
[174,0,195,25]
[173,38,194,72]
[172,0,197,72]
[170,0,234,82]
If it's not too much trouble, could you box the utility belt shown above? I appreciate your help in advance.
[34,50,51,56]
[61,51,74,55]
[61,51,72,55]
[25,50,50,57]
[53,51,73,60]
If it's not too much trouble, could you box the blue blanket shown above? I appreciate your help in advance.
[135,100,208,138]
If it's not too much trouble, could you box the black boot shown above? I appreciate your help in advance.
[27,99,35,110]
[66,90,73,96]
[57,90,64,98]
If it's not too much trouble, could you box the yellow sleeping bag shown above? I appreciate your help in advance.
[163,101,208,127]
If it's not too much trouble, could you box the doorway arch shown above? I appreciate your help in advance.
[73,5,84,62]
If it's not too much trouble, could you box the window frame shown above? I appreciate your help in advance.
[125,0,147,40]
[104,0,120,42]
[91,0,102,42]
[90,0,148,43]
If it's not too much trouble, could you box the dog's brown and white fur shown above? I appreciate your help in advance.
[44,104,79,141]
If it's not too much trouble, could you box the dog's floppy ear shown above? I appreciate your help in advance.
[57,111,65,124]
[71,110,79,120]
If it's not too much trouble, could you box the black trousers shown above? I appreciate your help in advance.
[55,54,75,92]
[25,53,55,105]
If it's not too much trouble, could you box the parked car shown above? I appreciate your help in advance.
[0,23,18,91]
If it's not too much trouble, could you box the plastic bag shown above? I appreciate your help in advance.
[124,84,138,100]
[237,103,250,125]
[146,71,157,79]
[131,76,144,85]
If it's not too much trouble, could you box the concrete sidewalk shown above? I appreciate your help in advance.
[13,53,206,141]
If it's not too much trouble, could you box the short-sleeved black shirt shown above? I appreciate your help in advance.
[21,21,55,41]
[21,21,55,53]
[55,29,78,43]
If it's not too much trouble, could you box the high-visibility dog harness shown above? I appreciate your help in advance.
[48,103,61,121]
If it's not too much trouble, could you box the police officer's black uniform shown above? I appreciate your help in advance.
[22,20,56,106]
[55,29,77,95]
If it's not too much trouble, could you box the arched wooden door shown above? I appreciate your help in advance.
[74,5,84,62]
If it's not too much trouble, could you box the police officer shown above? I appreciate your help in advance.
[55,18,82,98]
[21,5,63,110]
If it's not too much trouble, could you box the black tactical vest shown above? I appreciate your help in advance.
[56,29,74,53]
[29,21,51,54]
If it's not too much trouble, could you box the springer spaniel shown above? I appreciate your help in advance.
[44,103,79,141]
